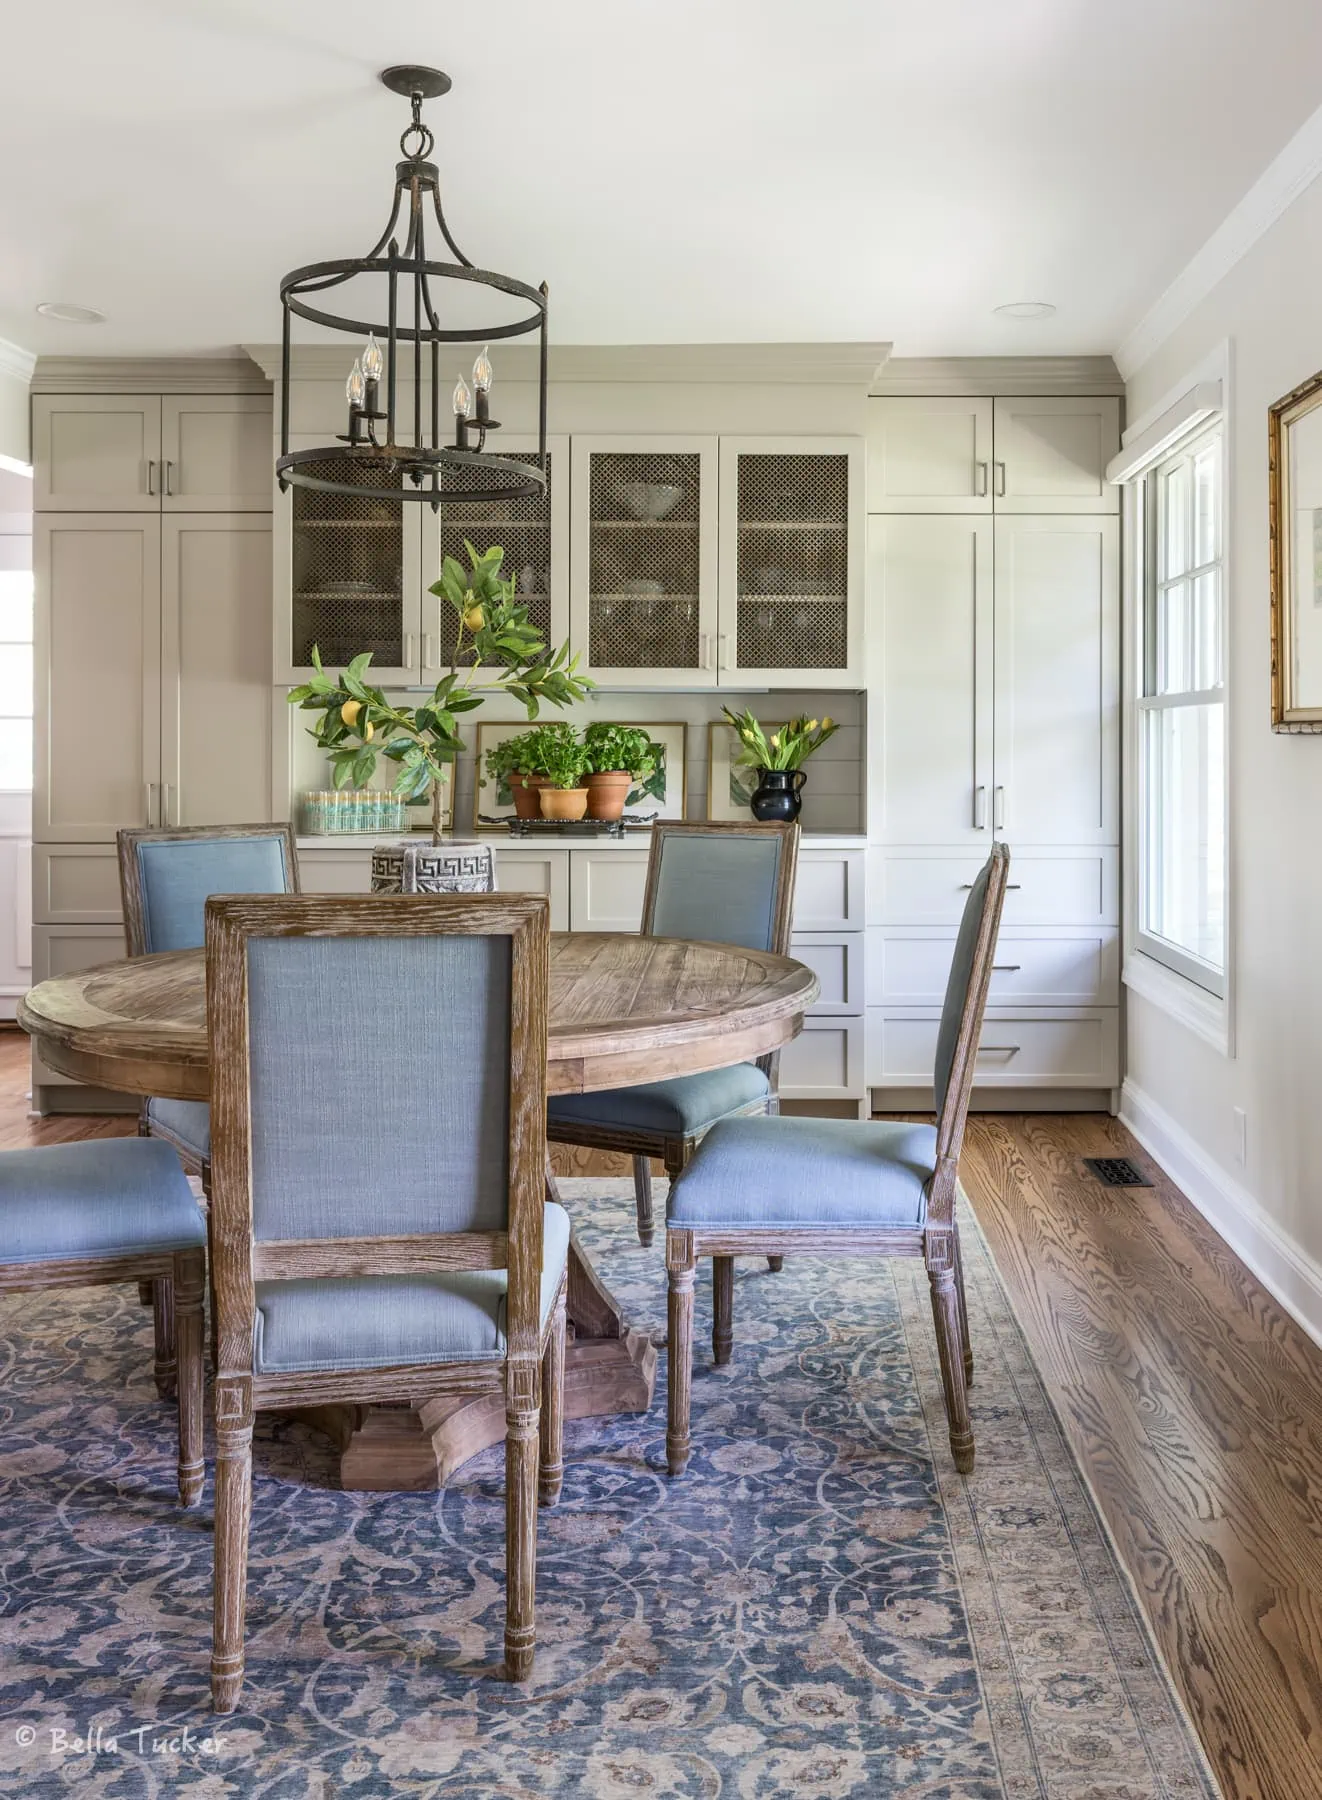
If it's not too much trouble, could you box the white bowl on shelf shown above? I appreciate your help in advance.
[615,481,683,521]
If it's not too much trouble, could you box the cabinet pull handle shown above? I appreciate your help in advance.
[163,460,174,497]
[404,634,416,668]
[992,963,1021,972]
[993,461,1006,497]
[973,785,987,829]
[993,785,1005,829]
[974,461,989,497]
[146,460,157,497]
[423,634,435,668]
[144,781,156,826]
[978,1044,1021,1055]
[162,784,174,827]
[719,632,730,671]
[698,631,710,669]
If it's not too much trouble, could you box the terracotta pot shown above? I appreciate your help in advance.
[584,769,633,821]
[538,785,589,822]
[506,771,546,821]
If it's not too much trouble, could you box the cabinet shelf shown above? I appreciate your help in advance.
[297,520,400,530]
[739,592,847,605]
[592,520,699,531]
[740,520,848,531]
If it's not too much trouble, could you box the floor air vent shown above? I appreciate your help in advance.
[1082,1156,1153,1188]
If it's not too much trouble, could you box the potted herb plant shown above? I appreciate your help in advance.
[531,728,591,821]
[722,707,839,822]
[288,541,592,839]
[481,729,543,820]
[581,722,663,822]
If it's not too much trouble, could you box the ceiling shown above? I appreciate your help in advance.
[2,0,1321,362]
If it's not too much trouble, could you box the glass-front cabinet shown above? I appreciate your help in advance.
[570,437,719,688]
[419,435,569,680]
[717,438,864,689]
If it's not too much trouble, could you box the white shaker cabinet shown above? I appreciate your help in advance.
[990,397,1120,514]
[160,395,272,512]
[32,393,272,513]
[866,398,994,513]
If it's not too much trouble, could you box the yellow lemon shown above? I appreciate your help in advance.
[362,720,374,742]
[463,604,485,633]
[340,699,362,727]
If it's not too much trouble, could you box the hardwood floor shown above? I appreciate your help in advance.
[6,1029,1321,1800]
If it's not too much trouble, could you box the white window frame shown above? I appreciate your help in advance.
[0,556,33,797]
[1117,344,1233,1053]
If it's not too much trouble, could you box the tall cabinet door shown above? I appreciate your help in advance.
[34,514,162,841]
[866,398,994,513]
[992,515,1119,844]
[160,516,274,827]
[570,436,718,687]
[870,513,993,844]
[418,434,570,679]
[717,437,864,688]
[160,395,272,512]
[31,395,162,512]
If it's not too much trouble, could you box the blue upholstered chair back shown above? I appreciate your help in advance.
[647,830,788,954]
[244,934,513,1242]
[933,855,994,1119]
[135,835,293,953]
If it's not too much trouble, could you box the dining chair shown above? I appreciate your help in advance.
[0,1136,206,1505]
[664,841,1010,1479]
[546,821,800,1254]
[203,892,567,1713]
[117,822,300,1390]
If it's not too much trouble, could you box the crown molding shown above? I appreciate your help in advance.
[0,338,36,386]
[245,341,892,388]
[1116,102,1322,380]
[870,355,1123,397]
[31,355,270,394]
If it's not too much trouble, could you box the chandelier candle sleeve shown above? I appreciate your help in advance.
[277,64,548,509]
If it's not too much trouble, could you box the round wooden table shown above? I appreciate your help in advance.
[19,932,818,1491]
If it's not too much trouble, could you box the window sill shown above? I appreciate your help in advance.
[1123,951,1232,1055]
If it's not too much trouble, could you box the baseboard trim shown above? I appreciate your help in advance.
[1120,1077,1322,1350]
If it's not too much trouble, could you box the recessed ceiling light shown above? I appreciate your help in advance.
[35,302,107,324]
[993,301,1056,321]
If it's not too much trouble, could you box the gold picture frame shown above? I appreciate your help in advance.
[707,720,785,821]
[1270,366,1322,730]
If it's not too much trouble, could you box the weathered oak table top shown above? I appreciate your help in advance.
[18,933,820,1101]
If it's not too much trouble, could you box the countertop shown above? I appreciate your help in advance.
[296,832,868,851]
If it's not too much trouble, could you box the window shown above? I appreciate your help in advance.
[0,568,32,791]
[1137,426,1225,994]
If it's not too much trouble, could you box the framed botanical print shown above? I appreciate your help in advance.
[471,720,687,829]
[1270,367,1322,729]
[707,720,783,821]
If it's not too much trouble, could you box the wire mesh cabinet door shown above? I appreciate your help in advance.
[717,438,864,689]
[273,434,424,685]
[418,434,570,680]
[569,436,719,688]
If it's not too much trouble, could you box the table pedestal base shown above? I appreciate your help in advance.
[336,1329,657,1491]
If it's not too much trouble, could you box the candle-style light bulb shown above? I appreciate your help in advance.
[452,373,473,418]
[361,333,384,382]
[346,359,366,407]
[472,344,493,393]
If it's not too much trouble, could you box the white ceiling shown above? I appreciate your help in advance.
[2,0,1321,361]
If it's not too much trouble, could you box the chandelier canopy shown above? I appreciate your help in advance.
[276,65,547,508]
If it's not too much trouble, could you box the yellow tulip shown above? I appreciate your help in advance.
[822,716,834,730]
[807,719,819,731]
[340,699,362,727]
[770,733,780,749]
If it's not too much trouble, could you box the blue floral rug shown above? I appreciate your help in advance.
[0,1180,1219,1799]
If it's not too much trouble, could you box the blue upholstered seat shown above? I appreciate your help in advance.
[130,830,294,1168]
[548,1062,770,1138]
[254,1203,571,1373]
[668,1116,937,1230]
[0,1138,207,1266]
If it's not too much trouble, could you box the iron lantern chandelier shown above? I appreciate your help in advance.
[276,65,547,509]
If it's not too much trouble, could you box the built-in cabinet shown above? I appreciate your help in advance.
[866,392,1121,1101]
[32,393,272,513]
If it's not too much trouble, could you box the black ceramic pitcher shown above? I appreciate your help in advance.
[750,768,806,822]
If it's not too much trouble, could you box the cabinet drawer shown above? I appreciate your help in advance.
[493,849,570,932]
[34,844,124,924]
[568,850,650,933]
[793,848,865,931]
[870,928,1118,1008]
[790,932,864,1014]
[779,1017,864,1100]
[866,1006,1118,1088]
[31,925,128,1087]
[871,849,1118,927]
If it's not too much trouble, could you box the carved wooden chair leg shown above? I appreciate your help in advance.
[538,1288,566,1508]
[504,1366,541,1681]
[666,1229,696,1476]
[211,1404,254,1714]
[201,1159,220,1373]
[152,1277,177,1400]
[926,1243,974,1475]
[632,1155,655,1248]
[952,1224,973,1385]
[174,1248,206,1507]
[712,1255,734,1366]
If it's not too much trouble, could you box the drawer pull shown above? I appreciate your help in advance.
[978,1044,1021,1055]
[992,963,1021,972]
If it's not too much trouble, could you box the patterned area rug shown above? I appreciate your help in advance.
[0,1179,1219,1799]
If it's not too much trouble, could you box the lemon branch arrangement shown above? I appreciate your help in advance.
[722,706,838,771]
[288,541,593,838]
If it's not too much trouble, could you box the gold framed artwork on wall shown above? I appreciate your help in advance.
[707,720,783,821]
[1270,367,1322,731]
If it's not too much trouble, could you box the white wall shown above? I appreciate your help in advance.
[1121,170,1322,1336]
